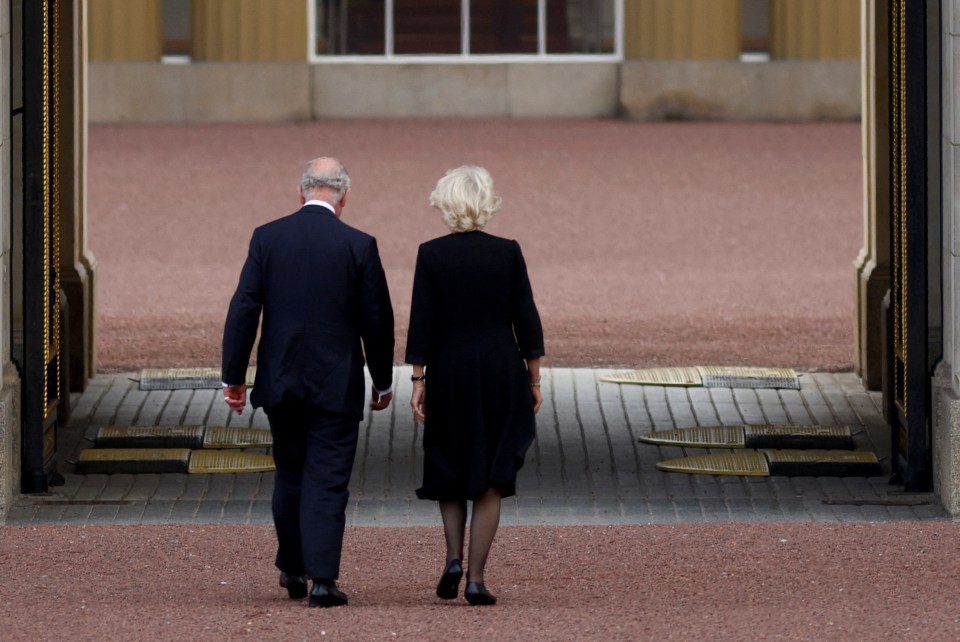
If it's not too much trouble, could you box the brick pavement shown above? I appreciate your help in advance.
[5,368,947,525]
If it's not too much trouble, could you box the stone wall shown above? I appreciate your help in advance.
[88,60,861,123]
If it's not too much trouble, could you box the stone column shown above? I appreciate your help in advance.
[853,0,889,390]
[88,0,162,61]
[624,0,741,60]
[58,0,96,388]
[0,0,21,519]
[770,0,860,59]
[933,0,960,515]
[192,0,307,62]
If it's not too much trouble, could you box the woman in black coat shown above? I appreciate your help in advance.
[406,165,544,606]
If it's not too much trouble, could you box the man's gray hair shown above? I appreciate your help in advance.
[300,158,352,202]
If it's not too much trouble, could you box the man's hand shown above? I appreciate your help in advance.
[223,384,247,415]
[370,386,393,411]
[410,382,426,422]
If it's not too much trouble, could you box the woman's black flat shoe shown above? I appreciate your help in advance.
[464,581,496,606]
[436,559,463,599]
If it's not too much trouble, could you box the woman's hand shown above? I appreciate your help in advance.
[411,381,426,421]
[531,384,543,414]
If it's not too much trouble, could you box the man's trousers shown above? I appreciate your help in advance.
[266,403,359,580]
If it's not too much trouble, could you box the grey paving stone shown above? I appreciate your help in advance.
[749,498,785,521]
[194,501,225,523]
[157,389,193,425]
[716,478,749,500]
[689,475,726,500]
[59,504,94,524]
[113,388,151,426]
[153,474,189,501]
[87,503,122,523]
[634,475,671,501]
[800,497,834,519]
[619,498,653,522]
[251,498,273,523]
[732,389,766,424]
[169,500,200,522]
[73,474,109,501]
[126,474,162,500]
[699,499,730,520]
[756,389,789,424]
[856,504,892,521]
[220,499,253,523]
[872,504,915,520]
[111,501,146,523]
[183,389,215,425]
[204,474,236,500]
[688,387,720,426]
[33,504,70,522]
[5,504,39,525]
[140,501,175,523]
[674,502,704,521]
[665,387,696,427]
[777,498,813,520]
[593,498,623,522]
[724,498,756,519]
[646,498,679,522]
[90,377,135,426]
[741,479,776,500]
[135,390,172,426]
[817,477,855,501]
[180,474,211,501]
[909,502,950,520]
[99,474,135,501]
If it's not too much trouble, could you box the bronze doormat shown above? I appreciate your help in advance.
[601,366,800,389]
[656,450,882,477]
[94,425,272,449]
[638,424,853,450]
[137,367,256,390]
[76,448,275,474]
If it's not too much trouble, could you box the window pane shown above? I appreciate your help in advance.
[470,0,537,54]
[316,0,385,55]
[394,0,461,54]
[547,0,615,54]
[162,0,191,56]
[741,0,771,55]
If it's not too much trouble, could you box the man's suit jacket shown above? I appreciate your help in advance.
[222,204,394,419]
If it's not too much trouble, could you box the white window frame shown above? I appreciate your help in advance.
[307,0,623,63]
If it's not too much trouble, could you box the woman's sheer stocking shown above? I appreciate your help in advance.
[466,488,501,584]
[439,500,467,564]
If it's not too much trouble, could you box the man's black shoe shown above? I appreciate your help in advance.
[309,579,348,608]
[279,572,308,599]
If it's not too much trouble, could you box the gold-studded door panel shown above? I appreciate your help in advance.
[21,0,65,492]
[886,0,932,492]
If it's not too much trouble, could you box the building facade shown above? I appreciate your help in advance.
[3,0,960,516]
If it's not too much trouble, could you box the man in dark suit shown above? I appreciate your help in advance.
[221,157,394,608]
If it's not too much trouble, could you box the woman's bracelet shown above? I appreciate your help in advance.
[411,374,426,382]
[530,377,541,388]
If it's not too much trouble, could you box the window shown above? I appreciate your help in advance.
[740,0,771,62]
[162,0,192,62]
[311,0,622,61]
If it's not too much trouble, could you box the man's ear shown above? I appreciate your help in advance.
[340,188,350,209]
[298,184,306,205]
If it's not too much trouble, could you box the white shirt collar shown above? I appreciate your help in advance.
[304,199,336,214]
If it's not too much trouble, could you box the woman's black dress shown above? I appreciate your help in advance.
[405,231,544,501]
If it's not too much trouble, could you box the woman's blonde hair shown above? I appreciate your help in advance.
[429,165,502,233]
